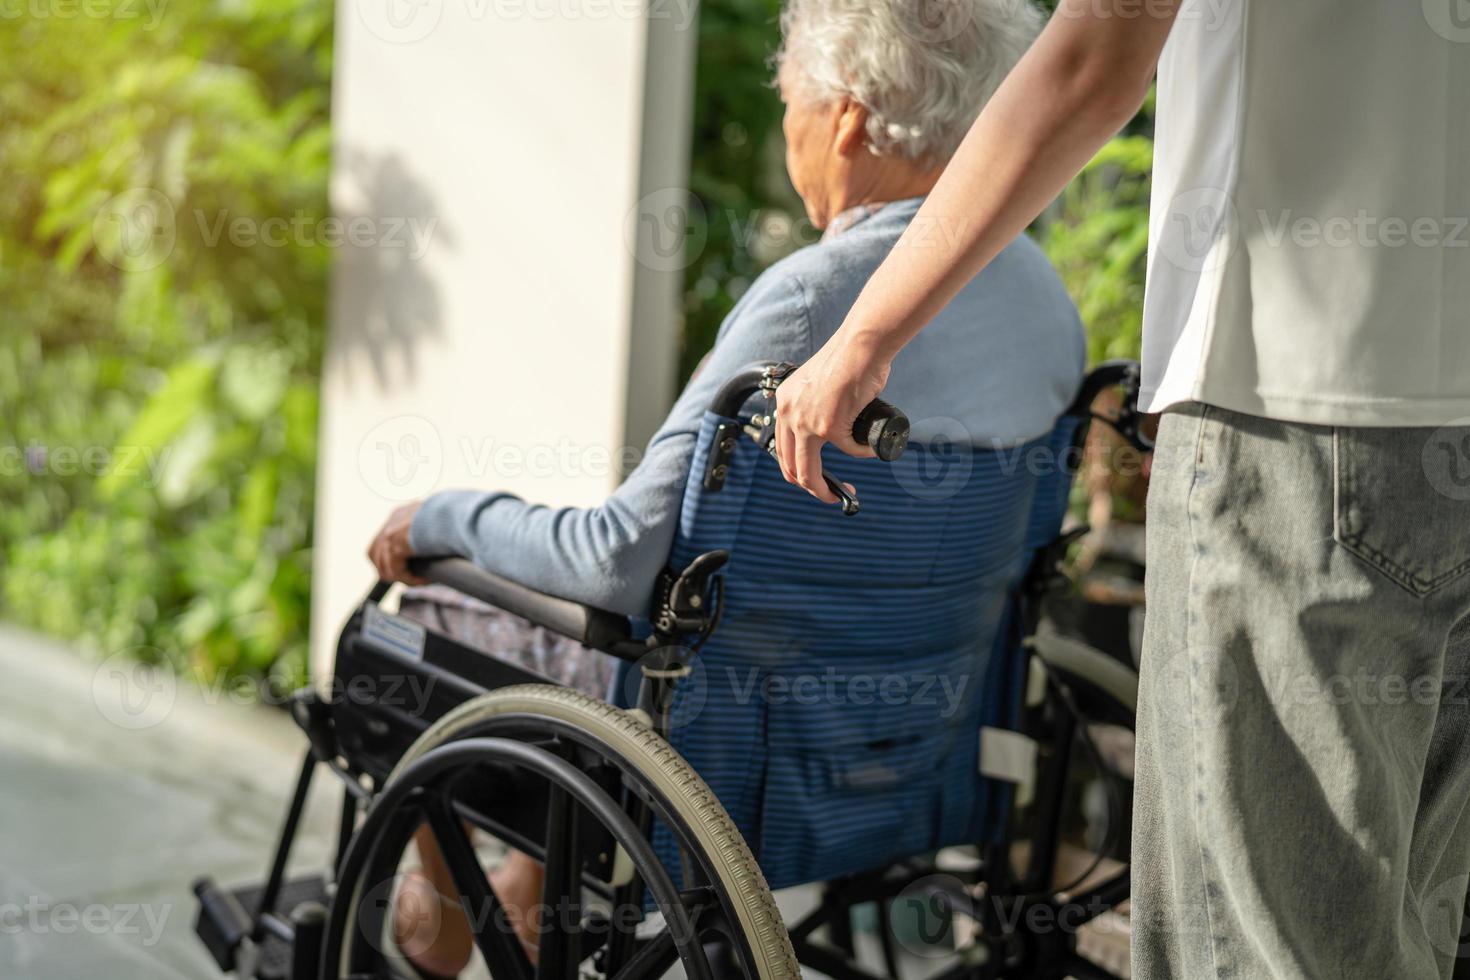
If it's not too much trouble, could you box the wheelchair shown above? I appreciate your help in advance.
[193,359,1150,980]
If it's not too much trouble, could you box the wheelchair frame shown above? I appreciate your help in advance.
[193,360,1147,980]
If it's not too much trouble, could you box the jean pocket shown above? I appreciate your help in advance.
[1333,425,1470,597]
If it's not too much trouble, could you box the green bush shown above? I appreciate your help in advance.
[681,0,801,383]
[1039,105,1154,365]
[0,0,332,691]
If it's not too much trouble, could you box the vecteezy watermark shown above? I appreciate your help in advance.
[93,188,176,272]
[625,188,709,273]
[1145,643,1242,731]
[625,191,978,272]
[356,0,697,45]
[91,190,437,272]
[357,871,698,957]
[0,0,169,29]
[92,648,179,731]
[885,422,1147,503]
[1054,0,1233,31]
[893,0,975,44]
[619,647,710,732]
[0,898,171,945]
[1256,210,1470,251]
[726,666,972,717]
[1156,186,1239,273]
[888,873,1126,959]
[1422,873,1470,958]
[194,210,437,260]
[891,420,979,502]
[618,650,972,730]
[1,442,171,485]
[358,415,445,502]
[1423,419,1470,502]
[1157,188,1470,272]
[91,650,440,730]
[1146,643,1460,733]
[1423,0,1470,42]
[355,414,665,502]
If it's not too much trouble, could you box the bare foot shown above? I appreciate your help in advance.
[392,869,474,979]
[490,850,546,963]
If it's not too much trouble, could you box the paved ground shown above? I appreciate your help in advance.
[0,623,1125,980]
[0,624,339,979]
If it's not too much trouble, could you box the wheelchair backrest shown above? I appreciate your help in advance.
[654,407,1082,889]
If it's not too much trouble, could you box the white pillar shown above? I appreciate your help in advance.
[311,0,697,674]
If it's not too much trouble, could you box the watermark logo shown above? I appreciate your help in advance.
[90,651,439,730]
[1421,419,1470,501]
[1424,0,1470,42]
[92,647,178,731]
[358,0,445,43]
[195,209,437,259]
[0,0,169,29]
[889,874,969,958]
[895,0,973,44]
[93,189,176,272]
[889,872,1126,958]
[619,647,710,732]
[1158,186,1237,274]
[891,417,976,502]
[625,187,708,272]
[1147,643,1241,731]
[359,415,444,501]
[0,898,171,945]
[1,442,171,485]
[358,872,450,956]
[1423,873,1470,957]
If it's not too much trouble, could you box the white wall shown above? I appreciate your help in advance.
[311,0,697,673]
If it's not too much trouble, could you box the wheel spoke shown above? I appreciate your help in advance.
[537,782,582,980]
[423,793,534,980]
[603,870,646,974]
[609,931,679,980]
[875,898,901,980]
[1061,953,1127,980]
[1060,868,1130,925]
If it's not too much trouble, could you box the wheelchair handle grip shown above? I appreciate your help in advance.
[852,398,909,462]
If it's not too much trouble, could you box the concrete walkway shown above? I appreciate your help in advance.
[0,625,339,979]
[0,624,1126,980]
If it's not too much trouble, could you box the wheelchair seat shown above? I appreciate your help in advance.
[641,405,1082,890]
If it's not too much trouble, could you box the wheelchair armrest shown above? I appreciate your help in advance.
[1066,358,1152,452]
[406,556,634,653]
[1029,627,1138,714]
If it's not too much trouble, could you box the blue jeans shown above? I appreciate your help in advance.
[1133,403,1470,978]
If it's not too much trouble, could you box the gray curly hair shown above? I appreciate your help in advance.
[774,0,1043,163]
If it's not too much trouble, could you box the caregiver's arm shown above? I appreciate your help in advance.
[774,0,1179,501]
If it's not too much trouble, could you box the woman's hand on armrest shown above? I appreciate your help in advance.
[368,501,430,585]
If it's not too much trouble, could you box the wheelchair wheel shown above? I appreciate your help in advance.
[321,684,798,980]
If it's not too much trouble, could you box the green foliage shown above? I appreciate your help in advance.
[1038,101,1155,364]
[681,0,803,382]
[0,0,331,691]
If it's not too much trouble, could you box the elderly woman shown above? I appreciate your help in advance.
[369,0,1081,974]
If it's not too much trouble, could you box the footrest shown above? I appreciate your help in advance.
[194,874,330,979]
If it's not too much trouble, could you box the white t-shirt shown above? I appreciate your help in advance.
[1141,0,1470,426]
